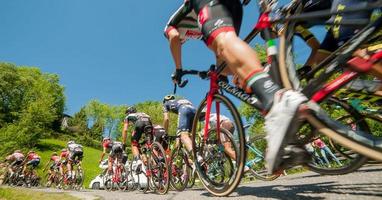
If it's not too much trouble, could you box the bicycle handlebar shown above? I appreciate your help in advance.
[176,69,209,88]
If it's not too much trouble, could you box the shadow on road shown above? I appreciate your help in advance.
[200,182,382,199]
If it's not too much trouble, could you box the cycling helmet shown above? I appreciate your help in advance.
[14,150,22,153]
[27,150,35,154]
[163,94,175,103]
[52,152,58,156]
[61,148,68,152]
[126,106,137,114]
[102,137,111,143]
[67,140,75,145]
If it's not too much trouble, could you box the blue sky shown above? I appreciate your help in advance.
[0,0,325,115]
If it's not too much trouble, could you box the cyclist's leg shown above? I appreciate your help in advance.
[132,122,144,159]
[221,121,236,160]
[320,148,331,166]
[177,106,195,153]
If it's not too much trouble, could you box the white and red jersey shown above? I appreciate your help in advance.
[27,153,40,161]
[51,155,60,163]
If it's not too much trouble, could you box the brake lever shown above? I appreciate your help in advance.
[178,79,189,88]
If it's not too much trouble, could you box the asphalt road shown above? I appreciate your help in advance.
[32,164,382,200]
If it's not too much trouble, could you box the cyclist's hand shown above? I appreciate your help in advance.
[171,69,183,84]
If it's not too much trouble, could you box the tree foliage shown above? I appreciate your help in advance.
[0,63,65,156]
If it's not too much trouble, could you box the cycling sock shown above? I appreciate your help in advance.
[245,69,280,111]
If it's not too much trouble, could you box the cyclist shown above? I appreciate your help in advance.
[122,106,152,166]
[59,148,69,177]
[66,141,83,179]
[43,152,61,185]
[166,0,308,173]
[99,137,126,175]
[199,112,236,159]
[162,95,196,156]
[22,150,41,176]
[153,125,169,151]
[5,150,25,176]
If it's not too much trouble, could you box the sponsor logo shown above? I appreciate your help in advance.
[218,81,258,105]
[214,19,224,27]
[185,30,203,39]
[264,80,273,89]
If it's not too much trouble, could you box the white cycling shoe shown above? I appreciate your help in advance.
[265,90,308,174]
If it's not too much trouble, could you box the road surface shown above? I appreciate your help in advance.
[32,164,382,200]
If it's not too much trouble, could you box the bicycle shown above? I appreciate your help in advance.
[275,0,382,172]
[167,135,192,191]
[103,155,128,191]
[172,0,381,196]
[60,160,84,190]
[243,124,280,181]
[128,125,170,194]
[43,165,61,188]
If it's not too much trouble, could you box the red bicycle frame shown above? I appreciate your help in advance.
[312,52,382,103]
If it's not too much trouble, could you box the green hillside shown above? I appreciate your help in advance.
[35,139,103,188]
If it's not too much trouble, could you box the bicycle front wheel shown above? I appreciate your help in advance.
[192,93,246,197]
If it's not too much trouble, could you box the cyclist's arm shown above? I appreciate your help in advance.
[163,112,170,133]
[99,147,107,163]
[164,1,192,70]
[122,120,129,146]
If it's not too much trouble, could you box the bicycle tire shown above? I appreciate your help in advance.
[191,93,246,197]
[169,147,189,191]
[74,167,84,190]
[148,141,170,195]
[247,134,281,181]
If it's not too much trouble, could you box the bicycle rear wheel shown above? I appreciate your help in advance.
[148,141,170,195]
[192,93,246,197]
[170,147,189,191]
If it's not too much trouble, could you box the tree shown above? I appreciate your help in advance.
[0,63,65,156]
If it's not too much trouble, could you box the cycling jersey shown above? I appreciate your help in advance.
[26,153,41,168]
[10,153,25,161]
[125,112,151,124]
[164,99,196,134]
[125,112,153,145]
[104,141,124,158]
[153,125,169,149]
[208,113,230,128]
[51,155,60,163]
[164,0,202,43]
[163,99,193,114]
[27,153,40,161]
[166,0,242,46]
[68,143,83,162]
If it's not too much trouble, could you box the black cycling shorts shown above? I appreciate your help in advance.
[192,0,243,46]
[26,159,40,168]
[110,143,123,158]
[132,119,153,145]
[69,150,83,162]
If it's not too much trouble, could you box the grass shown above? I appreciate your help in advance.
[0,187,79,200]
[35,139,103,188]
